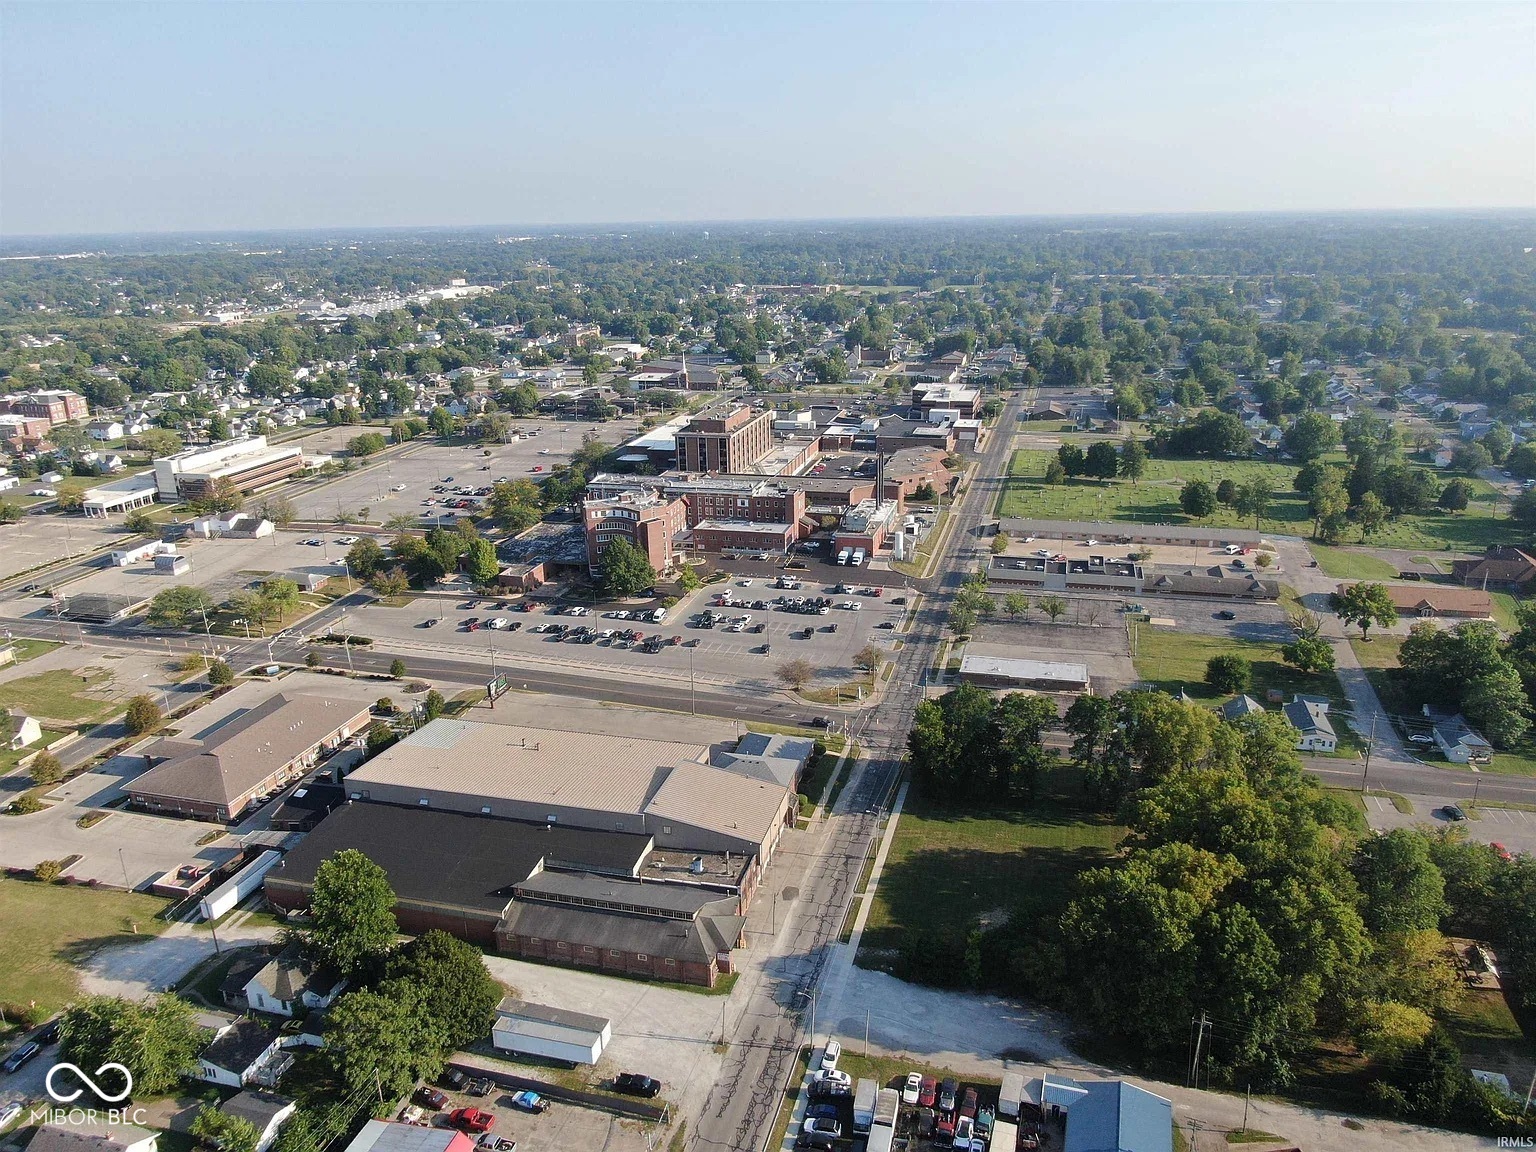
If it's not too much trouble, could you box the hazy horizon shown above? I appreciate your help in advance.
[4,1,1532,237]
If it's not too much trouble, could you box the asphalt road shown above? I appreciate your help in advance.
[687,398,1024,1152]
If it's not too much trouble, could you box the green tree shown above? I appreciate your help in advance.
[371,567,410,597]
[1505,442,1536,479]
[326,984,444,1098]
[990,531,1011,555]
[0,499,23,525]
[60,994,203,1098]
[1037,595,1067,623]
[422,690,446,721]
[1281,412,1341,462]
[1512,488,1536,527]
[1464,664,1532,747]
[1056,443,1085,478]
[1043,459,1067,485]
[1002,592,1030,619]
[1084,441,1119,482]
[1119,438,1148,483]
[348,432,388,458]
[598,537,657,598]
[1205,654,1252,694]
[188,476,244,516]
[29,751,64,785]
[1227,479,1267,530]
[1354,830,1448,935]
[1355,491,1388,539]
[1437,479,1472,512]
[486,479,543,532]
[146,586,216,629]
[1216,478,1237,506]
[304,849,398,979]
[207,660,234,686]
[261,577,300,619]
[1179,479,1217,520]
[1331,582,1399,640]
[389,658,407,679]
[124,694,162,735]
[429,406,455,439]
[1281,636,1335,674]
[190,1105,259,1152]
[1450,442,1492,475]
[385,930,502,1049]
[123,508,156,534]
[346,537,385,579]
[464,537,500,586]
[677,564,702,593]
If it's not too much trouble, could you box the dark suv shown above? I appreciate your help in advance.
[613,1072,661,1097]
[938,1077,959,1113]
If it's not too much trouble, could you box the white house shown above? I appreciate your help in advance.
[194,1020,289,1087]
[88,420,126,442]
[1425,706,1494,765]
[242,945,347,1018]
[219,1091,296,1152]
[26,1122,159,1152]
[1283,697,1337,754]
[9,711,41,751]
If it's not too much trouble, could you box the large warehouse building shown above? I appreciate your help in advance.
[264,720,808,987]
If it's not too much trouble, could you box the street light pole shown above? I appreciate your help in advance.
[689,649,696,716]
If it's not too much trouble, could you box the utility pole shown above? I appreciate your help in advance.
[1188,1011,1210,1089]
[1361,713,1377,793]
[1524,1066,1535,1115]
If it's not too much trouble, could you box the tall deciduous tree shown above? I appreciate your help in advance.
[384,930,502,1050]
[598,537,657,597]
[304,849,399,979]
[1179,479,1217,520]
[60,995,203,1098]
[1331,583,1398,640]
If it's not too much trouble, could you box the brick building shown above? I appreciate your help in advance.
[583,491,686,575]
[675,403,775,473]
[0,389,89,425]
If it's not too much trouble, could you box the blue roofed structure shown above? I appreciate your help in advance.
[1062,1080,1173,1152]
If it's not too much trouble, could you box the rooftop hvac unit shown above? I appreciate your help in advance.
[689,856,704,874]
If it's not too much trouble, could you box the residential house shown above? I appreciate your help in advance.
[25,1123,159,1152]
[219,1092,296,1152]
[193,1019,290,1087]
[88,419,125,441]
[342,1121,476,1152]
[1219,695,1265,722]
[1283,697,1337,753]
[1451,546,1536,592]
[1424,706,1493,765]
[9,711,41,750]
[241,944,347,1018]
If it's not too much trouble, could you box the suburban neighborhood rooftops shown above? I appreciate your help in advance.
[219,1090,295,1129]
[264,803,654,914]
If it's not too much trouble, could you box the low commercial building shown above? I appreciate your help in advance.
[127,692,372,822]
[957,655,1091,693]
[834,498,901,556]
[152,435,305,500]
[1451,545,1536,592]
[491,997,612,1065]
[911,382,980,418]
[991,555,1144,595]
[1342,582,1493,619]
[690,519,797,555]
[82,473,160,517]
[343,1122,475,1152]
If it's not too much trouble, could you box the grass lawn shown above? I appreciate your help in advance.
[1441,986,1534,1070]
[1134,627,1363,752]
[0,725,72,777]
[9,638,60,663]
[859,770,1124,964]
[0,877,170,1027]
[0,667,119,725]
[835,1051,1001,1095]
[997,450,1508,552]
[1490,591,1524,633]
[1310,546,1400,581]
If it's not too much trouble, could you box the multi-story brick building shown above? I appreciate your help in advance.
[583,491,687,574]
[0,413,53,447]
[675,403,775,474]
[585,473,808,547]
[0,389,89,426]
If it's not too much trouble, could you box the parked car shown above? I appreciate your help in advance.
[414,1086,449,1111]
[819,1040,841,1071]
[808,1079,851,1102]
[468,1078,493,1098]
[902,1072,923,1105]
[1442,805,1468,822]
[476,1138,516,1152]
[918,1077,938,1108]
[449,1108,495,1134]
[805,1104,840,1121]
[804,1118,841,1139]
[397,1105,427,1126]
[938,1077,959,1112]
[812,1069,850,1089]
[960,1086,978,1119]
[507,1090,549,1113]
[336,535,360,545]
[439,1069,469,1092]
[35,1019,61,1045]
[1215,610,1237,620]
[0,1102,23,1130]
[1409,734,1434,744]
[613,1073,661,1098]
[2,1042,40,1075]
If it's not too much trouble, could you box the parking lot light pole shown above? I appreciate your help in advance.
[689,649,696,716]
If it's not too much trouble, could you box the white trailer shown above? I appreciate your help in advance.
[998,1070,1025,1119]
[492,997,612,1065]
[198,850,281,921]
[873,1087,900,1128]
[865,1122,895,1152]
[837,547,852,565]
[853,1079,878,1133]
[851,548,866,567]
[989,1118,1019,1150]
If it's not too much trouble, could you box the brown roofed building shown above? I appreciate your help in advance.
[1339,582,1493,619]
[1450,545,1536,591]
[127,693,372,822]
[675,403,774,474]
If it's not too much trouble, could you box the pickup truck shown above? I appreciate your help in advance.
[507,1090,549,1114]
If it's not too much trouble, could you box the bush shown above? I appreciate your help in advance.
[207,660,234,686]
[1205,654,1252,694]
[124,695,162,736]
[29,751,64,786]
[375,697,395,714]
[33,859,63,883]
[305,650,322,667]
[389,659,407,679]
[7,794,45,815]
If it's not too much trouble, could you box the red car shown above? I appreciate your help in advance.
[413,1087,448,1111]
[449,1108,495,1134]
[918,1077,937,1108]
[960,1086,978,1119]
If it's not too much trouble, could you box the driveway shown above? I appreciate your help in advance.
[78,913,280,999]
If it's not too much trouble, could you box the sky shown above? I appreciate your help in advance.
[2,1,1532,236]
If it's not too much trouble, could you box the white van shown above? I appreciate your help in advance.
[851,548,866,567]
[651,606,667,624]
[837,548,852,566]
[1225,544,1243,555]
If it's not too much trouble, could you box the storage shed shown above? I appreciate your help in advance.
[492,996,612,1065]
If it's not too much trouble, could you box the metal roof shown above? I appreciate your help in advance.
[643,760,792,848]
[959,655,1090,685]
[496,996,610,1037]
[1063,1080,1173,1152]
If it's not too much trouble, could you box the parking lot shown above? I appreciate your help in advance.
[0,506,139,583]
[1365,793,1536,857]
[0,532,353,626]
[399,1085,654,1152]
[336,577,913,696]
[287,415,645,525]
